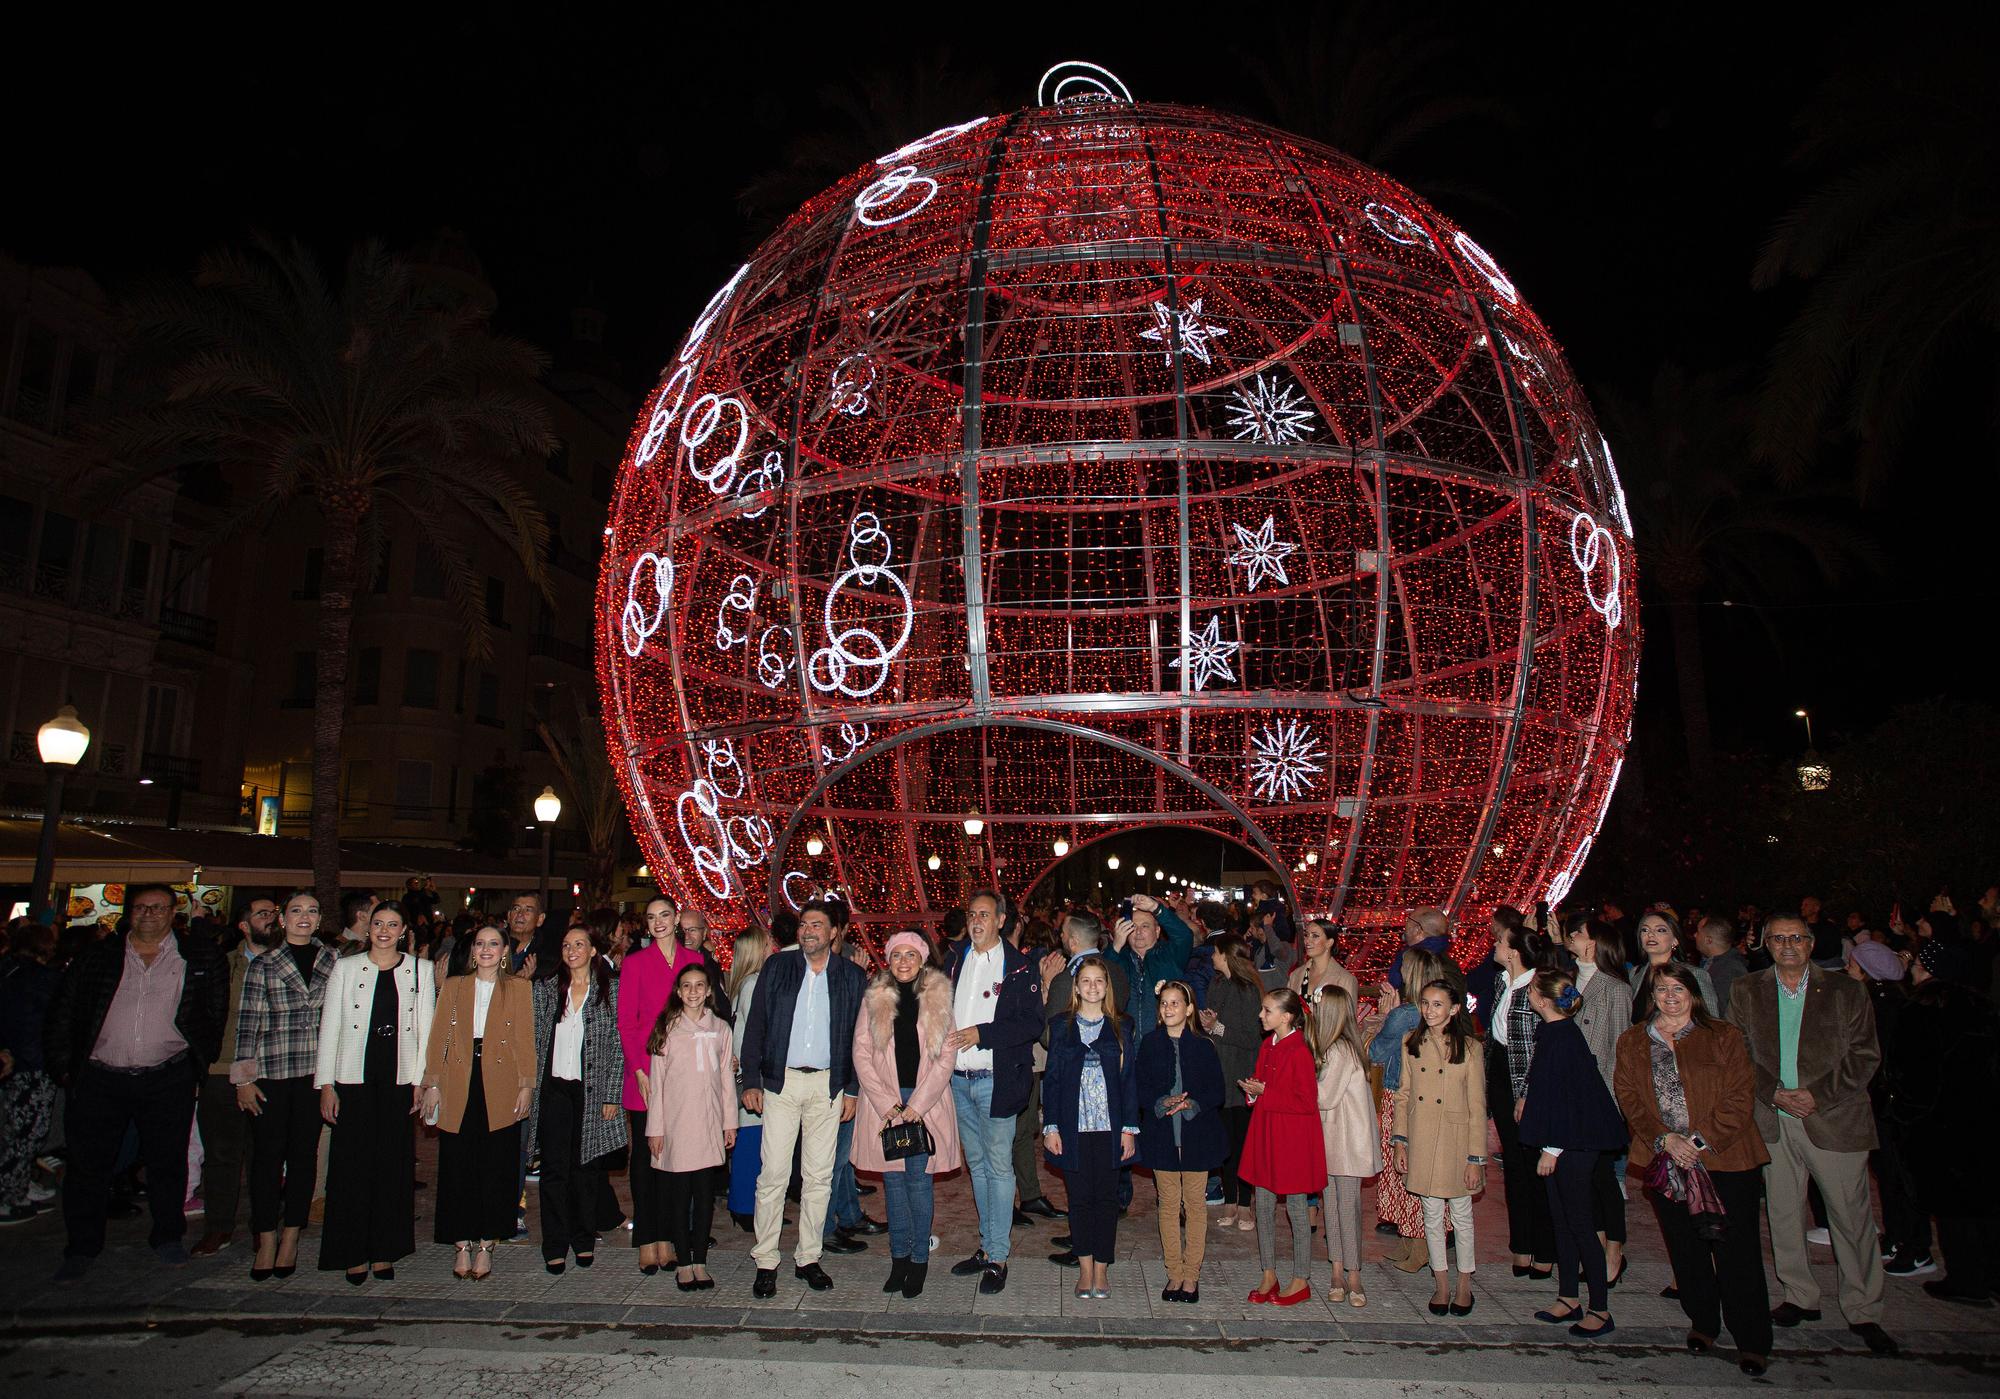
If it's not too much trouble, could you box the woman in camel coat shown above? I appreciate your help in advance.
[852,932,962,1298]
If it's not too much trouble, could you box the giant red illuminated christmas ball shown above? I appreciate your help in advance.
[598,65,1638,952]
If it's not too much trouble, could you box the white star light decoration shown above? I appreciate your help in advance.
[1226,372,1316,444]
[1226,515,1299,593]
[1139,297,1228,366]
[1248,719,1325,803]
[1172,615,1240,691]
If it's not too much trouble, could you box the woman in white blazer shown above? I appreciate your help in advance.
[315,901,435,1282]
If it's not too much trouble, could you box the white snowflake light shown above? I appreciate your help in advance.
[1171,615,1240,691]
[1225,372,1316,444]
[1226,515,1299,592]
[1138,297,1228,367]
[1248,719,1326,803]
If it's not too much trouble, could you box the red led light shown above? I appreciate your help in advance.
[598,87,1639,973]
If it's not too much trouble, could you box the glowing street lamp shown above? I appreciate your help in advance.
[30,705,90,916]
[963,810,985,837]
[1052,838,1070,857]
[1106,855,1120,871]
[1794,708,1814,747]
[926,853,942,871]
[533,785,561,913]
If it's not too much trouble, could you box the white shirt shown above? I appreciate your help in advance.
[552,984,586,1081]
[1489,970,1533,1046]
[472,977,496,1037]
[1576,962,1597,993]
[786,957,831,1069]
[954,940,1005,1071]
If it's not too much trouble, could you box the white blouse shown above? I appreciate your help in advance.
[552,985,586,1081]
[472,977,496,1038]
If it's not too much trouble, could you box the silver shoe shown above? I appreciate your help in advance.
[1090,1287,1110,1299]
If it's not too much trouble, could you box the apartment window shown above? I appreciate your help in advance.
[296,547,323,600]
[544,511,562,566]
[143,684,181,758]
[0,494,30,563]
[453,658,466,715]
[371,541,393,594]
[485,576,507,629]
[476,671,501,726]
[412,548,445,599]
[123,538,153,593]
[343,759,372,816]
[546,443,570,479]
[60,347,99,430]
[353,647,381,705]
[393,759,432,819]
[402,648,440,708]
[13,321,56,428]
[286,651,315,706]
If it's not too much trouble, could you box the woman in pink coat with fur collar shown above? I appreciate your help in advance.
[850,931,962,1299]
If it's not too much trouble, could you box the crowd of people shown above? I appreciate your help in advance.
[2,874,1997,1376]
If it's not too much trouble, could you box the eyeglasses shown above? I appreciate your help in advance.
[1767,934,1812,946]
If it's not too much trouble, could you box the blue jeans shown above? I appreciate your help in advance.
[728,1124,763,1217]
[822,1114,861,1236]
[879,1093,932,1262]
[951,1072,1015,1263]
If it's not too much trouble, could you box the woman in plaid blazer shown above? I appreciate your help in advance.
[530,926,627,1271]
[231,891,337,1281]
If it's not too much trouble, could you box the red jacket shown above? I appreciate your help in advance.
[1238,1030,1326,1194]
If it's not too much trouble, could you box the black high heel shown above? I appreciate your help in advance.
[272,1264,296,1279]
[250,1262,275,1282]
[346,1269,367,1286]
[371,1265,395,1282]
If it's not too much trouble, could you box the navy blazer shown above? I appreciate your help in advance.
[738,949,867,1100]
[1041,1012,1141,1170]
[945,937,1043,1119]
[1135,1026,1229,1172]
[1516,1016,1628,1154]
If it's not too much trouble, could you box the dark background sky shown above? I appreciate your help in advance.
[9,6,1993,772]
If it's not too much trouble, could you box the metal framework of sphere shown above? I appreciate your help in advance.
[598,73,1639,954]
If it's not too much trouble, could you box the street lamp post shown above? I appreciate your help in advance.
[31,705,91,917]
[1794,708,1814,748]
[534,785,562,915]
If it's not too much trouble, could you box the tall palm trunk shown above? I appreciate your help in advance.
[311,505,364,912]
[1665,588,1713,780]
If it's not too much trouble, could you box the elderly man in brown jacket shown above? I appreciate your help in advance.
[1726,915,1896,1356]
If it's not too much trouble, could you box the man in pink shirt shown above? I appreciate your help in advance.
[43,884,228,1280]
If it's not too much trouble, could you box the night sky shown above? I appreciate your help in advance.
[11,8,1994,768]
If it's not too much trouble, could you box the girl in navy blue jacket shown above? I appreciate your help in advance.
[1042,956,1139,1300]
[1136,981,1227,1302]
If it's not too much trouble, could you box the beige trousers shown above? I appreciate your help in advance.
[751,1073,841,1270]
[1154,1169,1209,1277]
[1764,1113,1885,1324]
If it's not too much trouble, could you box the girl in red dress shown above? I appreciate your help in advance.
[1237,989,1325,1306]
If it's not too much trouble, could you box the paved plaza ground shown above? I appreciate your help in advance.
[2,1129,1996,1395]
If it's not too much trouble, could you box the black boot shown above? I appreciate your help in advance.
[902,1260,928,1299]
[883,1257,910,1294]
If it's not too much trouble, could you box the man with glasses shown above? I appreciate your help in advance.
[43,884,229,1280]
[190,896,277,1258]
[1728,915,1897,1355]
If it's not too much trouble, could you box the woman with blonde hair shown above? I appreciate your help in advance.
[1312,984,1382,1305]
[724,927,774,1229]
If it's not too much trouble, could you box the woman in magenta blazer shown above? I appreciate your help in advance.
[616,897,702,1274]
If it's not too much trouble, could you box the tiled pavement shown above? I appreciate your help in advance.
[5,1131,1998,1360]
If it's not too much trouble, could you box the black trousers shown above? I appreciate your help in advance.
[1487,1045,1554,1264]
[1590,1150,1627,1245]
[1012,1075,1044,1202]
[537,1076,603,1261]
[1545,1149,1609,1310]
[247,1075,321,1232]
[63,1057,198,1256]
[196,1073,249,1234]
[1219,1105,1254,1207]
[1066,1130,1121,1263]
[1652,1166,1772,1356]
[662,1167,717,1265]
[1873,1138,1931,1255]
[434,1052,522,1245]
[628,1109,671,1248]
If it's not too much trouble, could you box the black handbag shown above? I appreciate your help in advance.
[879,1117,935,1161]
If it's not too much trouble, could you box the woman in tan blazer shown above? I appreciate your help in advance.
[422,924,535,1279]
[1392,978,1488,1316]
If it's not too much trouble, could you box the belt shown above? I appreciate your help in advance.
[787,1066,825,1074]
[87,1049,192,1077]
[953,1068,992,1080]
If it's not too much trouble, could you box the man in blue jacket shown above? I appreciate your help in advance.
[943,889,1042,1294]
[1107,893,1195,1041]
[738,901,867,1297]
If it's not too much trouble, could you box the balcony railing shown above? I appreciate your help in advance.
[530,632,592,668]
[140,751,202,787]
[158,606,220,649]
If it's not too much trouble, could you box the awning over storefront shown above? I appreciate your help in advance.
[0,819,544,890]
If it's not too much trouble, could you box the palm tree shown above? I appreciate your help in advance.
[1611,367,1878,777]
[535,692,624,910]
[737,47,1000,231]
[1752,37,2000,491]
[97,235,556,910]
